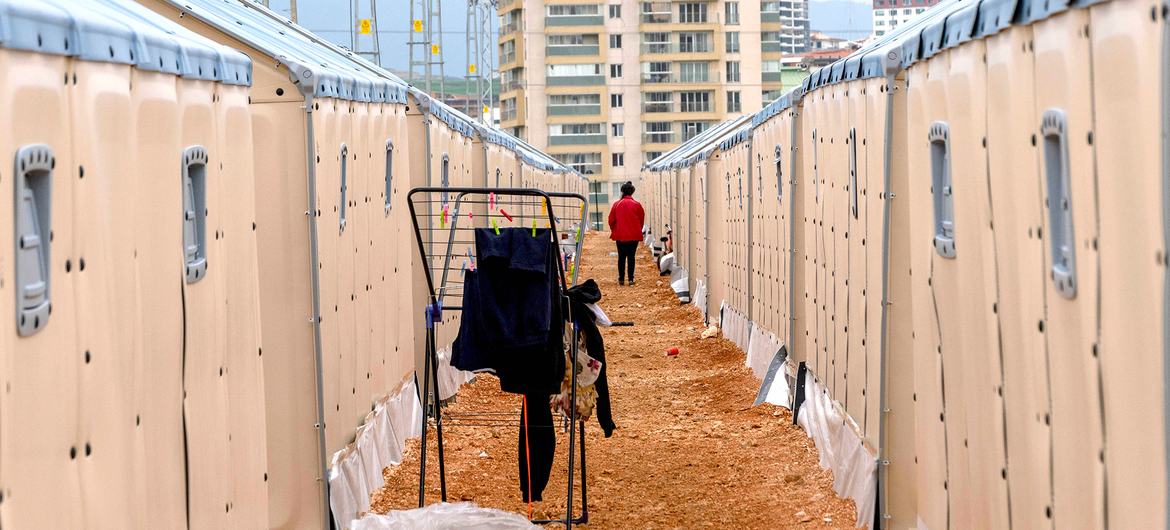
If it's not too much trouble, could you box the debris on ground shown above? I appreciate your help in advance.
[700,325,721,339]
[367,234,856,528]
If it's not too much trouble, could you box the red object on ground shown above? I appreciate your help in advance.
[666,346,680,357]
[608,195,645,242]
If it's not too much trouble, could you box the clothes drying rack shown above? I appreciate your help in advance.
[406,187,591,528]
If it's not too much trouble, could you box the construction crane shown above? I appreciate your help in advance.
[408,0,446,103]
[464,0,495,125]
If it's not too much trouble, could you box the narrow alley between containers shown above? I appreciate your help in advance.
[369,233,857,528]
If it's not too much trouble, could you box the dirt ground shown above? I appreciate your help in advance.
[370,233,857,528]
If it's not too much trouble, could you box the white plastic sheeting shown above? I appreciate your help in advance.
[436,345,475,400]
[694,280,708,319]
[718,301,752,351]
[745,325,783,380]
[329,379,423,529]
[351,503,538,530]
[796,373,878,527]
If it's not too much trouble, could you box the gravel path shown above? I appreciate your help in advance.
[369,233,857,528]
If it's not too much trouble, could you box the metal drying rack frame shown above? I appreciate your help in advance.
[406,187,591,528]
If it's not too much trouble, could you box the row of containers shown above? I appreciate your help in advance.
[641,0,1167,527]
[0,0,587,528]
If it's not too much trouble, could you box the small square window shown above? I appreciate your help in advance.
[610,93,623,108]
[610,64,623,78]
[608,4,621,18]
[609,34,622,48]
[611,153,625,167]
[612,123,624,137]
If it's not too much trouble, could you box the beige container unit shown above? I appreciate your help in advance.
[693,161,710,308]
[924,29,1011,528]
[984,22,1055,529]
[724,141,752,317]
[1032,9,1107,528]
[0,1,264,528]
[802,87,834,382]
[69,55,144,529]
[1089,0,1167,526]
[903,59,952,530]
[0,28,82,530]
[705,152,731,313]
[862,68,919,527]
[129,68,189,530]
[837,76,872,440]
[748,126,775,339]
[139,2,421,528]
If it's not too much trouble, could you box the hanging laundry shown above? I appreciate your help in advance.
[451,227,564,396]
[563,279,617,437]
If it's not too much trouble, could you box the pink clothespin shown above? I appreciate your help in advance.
[488,192,497,211]
[440,204,449,229]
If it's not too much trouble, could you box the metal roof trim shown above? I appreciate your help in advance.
[0,0,251,85]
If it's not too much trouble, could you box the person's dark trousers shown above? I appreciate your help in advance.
[615,241,638,283]
[518,395,555,502]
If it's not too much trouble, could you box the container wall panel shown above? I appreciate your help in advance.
[904,64,951,530]
[1088,0,1167,526]
[1033,11,1107,528]
[130,69,189,529]
[985,25,1055,530]
[70,60,140,529]
[0,50,82,530]
[178,77,233,530]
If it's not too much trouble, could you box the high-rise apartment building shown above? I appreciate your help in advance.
[498,0,808,227]
[872,0,941,36]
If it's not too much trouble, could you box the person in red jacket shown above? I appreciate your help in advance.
[607,181,645,285]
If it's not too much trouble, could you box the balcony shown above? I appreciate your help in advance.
[500,51,516,65]
[498,0,516,9]
[502,78,523,92]
[545,14,604,26]
[762,41,783,52]
[547,75,605,86]
[546,44,600,56]
[548,103,602,116]
[762,11,781,22]
[641,10,720,24]
[639,41,714,54]
[549,133,607,146]
[642,101,675,113]
[641,72,712,84]
[500,21,521,35]
[501,108,517,122]
[762,72,783,82]
[642,131,675,144]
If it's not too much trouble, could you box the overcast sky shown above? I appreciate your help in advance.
[262,0,478,77]
[261,0,874,77]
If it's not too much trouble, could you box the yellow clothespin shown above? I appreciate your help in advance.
[440,206,448,229]
[532,219,537,237]
[492,218,500,235]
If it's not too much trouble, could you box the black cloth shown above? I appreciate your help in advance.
[565,279,616,437]
[615,241,638,283]
[452,227,564,395]
[518,395,554,502]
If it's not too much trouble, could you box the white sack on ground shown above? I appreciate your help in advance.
[797,374,877,527]
[352,502,539,530]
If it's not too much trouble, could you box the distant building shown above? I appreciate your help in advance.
[809,31,854,50]
[788,47,853,69]
[872,0,940,37]
[496,0,811,228]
